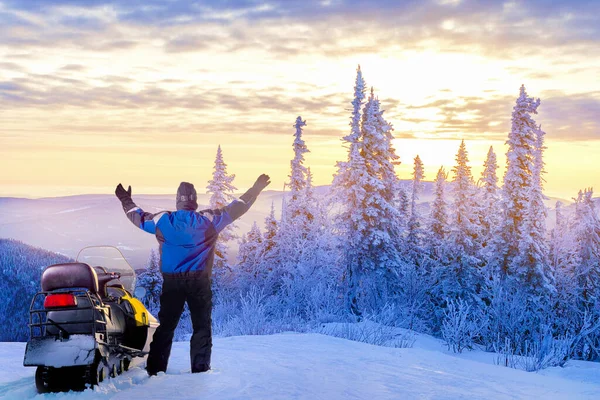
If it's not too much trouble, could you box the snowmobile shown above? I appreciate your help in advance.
[23,246,159,393]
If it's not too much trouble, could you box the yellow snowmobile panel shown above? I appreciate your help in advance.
[122,293,157,327]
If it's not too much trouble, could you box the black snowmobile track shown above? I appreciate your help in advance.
[35,353,133,393]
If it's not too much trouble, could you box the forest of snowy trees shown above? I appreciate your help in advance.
[134,67,600,367]
[136,65,595,368]
[0,239,73,341]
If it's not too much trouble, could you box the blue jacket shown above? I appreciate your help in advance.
[122,191,258,275]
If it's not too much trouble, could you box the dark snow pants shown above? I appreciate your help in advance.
[146,271,213,375]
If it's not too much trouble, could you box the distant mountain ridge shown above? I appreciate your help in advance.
[0,184,575,269]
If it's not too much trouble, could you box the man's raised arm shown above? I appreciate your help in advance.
[205,174,271,233]
[115,183,161,234]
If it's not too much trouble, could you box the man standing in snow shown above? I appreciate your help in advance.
[115,174,271,375]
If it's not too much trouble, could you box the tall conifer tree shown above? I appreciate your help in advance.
[517,126,555,294]
[207,145,237,284]
[236,222,264,287]
[572,189,600,306]
[429,166,449,260]
[445,140,483,300]
[137,249,162,315]
[330,66,369,315]
[406,155,425,260]
[349,89,403,312]
[286,116,309,222]
[479,146,500,257]
[494,85,541,281]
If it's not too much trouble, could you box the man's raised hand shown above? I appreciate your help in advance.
[115,183,132,202]
[253,174,271,192]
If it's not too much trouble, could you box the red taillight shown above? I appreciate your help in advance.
[44,294,77,308]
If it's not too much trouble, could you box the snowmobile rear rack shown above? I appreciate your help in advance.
[28,289,109,340]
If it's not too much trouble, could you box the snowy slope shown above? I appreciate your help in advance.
[1,333,600,400]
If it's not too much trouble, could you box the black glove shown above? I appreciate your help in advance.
[115,183,132,202]
[240,174,270,204]
[115,184,135,210]
[252,174,271,192]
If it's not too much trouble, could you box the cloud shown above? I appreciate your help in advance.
[398,90,600,141]
[542,92,600,141]
[2,0,599,59]
[0,69,351,138]
[0,62,26,72]
[164,34,221,53]
[1,63,598,142]
[59,63,88,72]
[0,0,598,145]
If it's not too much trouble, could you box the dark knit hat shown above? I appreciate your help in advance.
[176,182,198,211]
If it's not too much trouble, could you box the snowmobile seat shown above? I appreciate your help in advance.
[41,263,99,294]
[93,266,124,298]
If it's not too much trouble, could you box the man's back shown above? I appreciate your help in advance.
[156,210,222,274]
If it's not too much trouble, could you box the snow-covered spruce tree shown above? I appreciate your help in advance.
[330,65,367,240]
[494,85,546,286]
[550,201,576,276]
[569,189,600,360]
[303,167,329,234]
[240,117,340,321]
[260,201,279,268]
[278,166,340,321]
[207,145,237,289]
[426,166,450,329]
[346,88,404,314]
[443,140,484,301]
[136,249,162,315]
[272,116,311,286]
[406,155,425,262]
[551,200,584,354]
[478,146,500,260]
[429,166,449,261]
[572,189,600,308]
[398,186,410,227]
[396,154,433,332]
[331,70,403,316]
[516,126,555,296]
[330,65,369,316]
[286,116,309,222]
[254,116,338,321]
[235,222,263,292]
[485,89,555,354]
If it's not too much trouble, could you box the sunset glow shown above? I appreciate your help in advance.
[1,0,599,199]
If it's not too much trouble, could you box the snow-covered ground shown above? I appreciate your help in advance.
[1,332,600,400]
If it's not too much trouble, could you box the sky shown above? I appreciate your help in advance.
[0,0,599,199]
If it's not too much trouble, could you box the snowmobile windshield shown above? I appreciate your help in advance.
[76,246,136,293]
